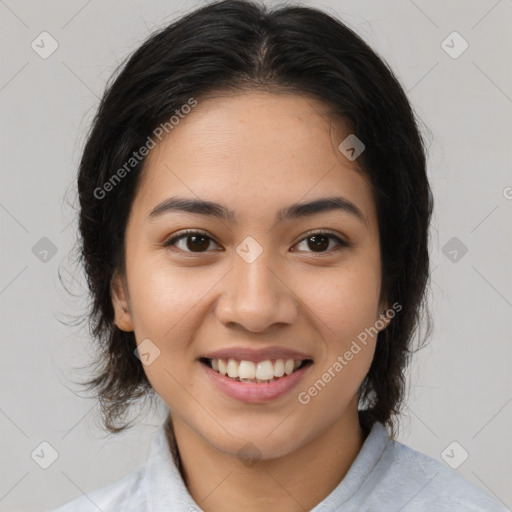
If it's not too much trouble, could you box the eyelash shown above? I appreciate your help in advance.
[162,229,350,256]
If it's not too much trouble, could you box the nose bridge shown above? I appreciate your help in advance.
[215,237,297,332]
[235,243,278,298]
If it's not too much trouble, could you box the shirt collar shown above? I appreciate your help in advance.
[144,415,198,512]
[143,415,389,512]
[310,421,390,510]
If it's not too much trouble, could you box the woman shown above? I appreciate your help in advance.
[49,1,506,510]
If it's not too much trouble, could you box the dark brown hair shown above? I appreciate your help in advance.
[71,0,433,437]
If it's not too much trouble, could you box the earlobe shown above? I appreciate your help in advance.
[111,272,134,332]
[377,304,391,331]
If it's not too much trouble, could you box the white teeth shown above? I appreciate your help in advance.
[238,360,256,379]
[274,359,284,377]
[218,359,227,376]
[227,358,238,378]
[207,357,307,381]
[256,360,274,380]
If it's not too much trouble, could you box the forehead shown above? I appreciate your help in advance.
[134,91,377,231]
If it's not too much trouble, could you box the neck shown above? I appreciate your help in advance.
[167,403,366,512]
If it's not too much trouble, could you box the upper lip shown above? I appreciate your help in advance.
[201,346,313,363]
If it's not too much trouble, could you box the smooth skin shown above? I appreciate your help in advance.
[111,91,391,512]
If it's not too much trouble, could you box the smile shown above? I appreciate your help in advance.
[200,357,313,383]
[199,355,314,403]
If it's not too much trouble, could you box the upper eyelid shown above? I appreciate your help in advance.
[164,229,348,249]
[297,229,346,242]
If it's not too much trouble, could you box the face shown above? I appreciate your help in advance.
[112,91,389,459]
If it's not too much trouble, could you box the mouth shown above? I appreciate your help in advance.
[200,357,314,384]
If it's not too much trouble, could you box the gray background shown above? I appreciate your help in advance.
[1,0,511,510]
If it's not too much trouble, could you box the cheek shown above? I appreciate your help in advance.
[124,257,212,405]
[294,268,380,423]
[126,251,215,339]
[297,260,382,344]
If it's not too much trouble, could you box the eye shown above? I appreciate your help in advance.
[292,231,349,255]
[163,229,349,255]
[163,230,221,253]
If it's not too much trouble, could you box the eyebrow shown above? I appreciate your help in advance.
[148,195,367,226]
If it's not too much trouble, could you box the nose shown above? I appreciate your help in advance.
[214,245,299,333]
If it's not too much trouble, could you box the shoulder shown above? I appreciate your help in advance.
[47,467,146,512]
[381,438,508,511]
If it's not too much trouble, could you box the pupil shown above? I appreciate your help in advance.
[187,235,209,251]
[309,235,328,251]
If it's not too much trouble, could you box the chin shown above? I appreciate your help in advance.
[200,415,312,461]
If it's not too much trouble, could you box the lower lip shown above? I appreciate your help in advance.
[201,361,312,403]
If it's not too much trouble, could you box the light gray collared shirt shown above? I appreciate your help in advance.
[48,420,507,511]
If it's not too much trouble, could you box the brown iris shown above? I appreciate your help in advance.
[307,234,329,252]
[186,234,210,252]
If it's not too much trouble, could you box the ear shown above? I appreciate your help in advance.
[111,271,134,332]
[377,302,391,331]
